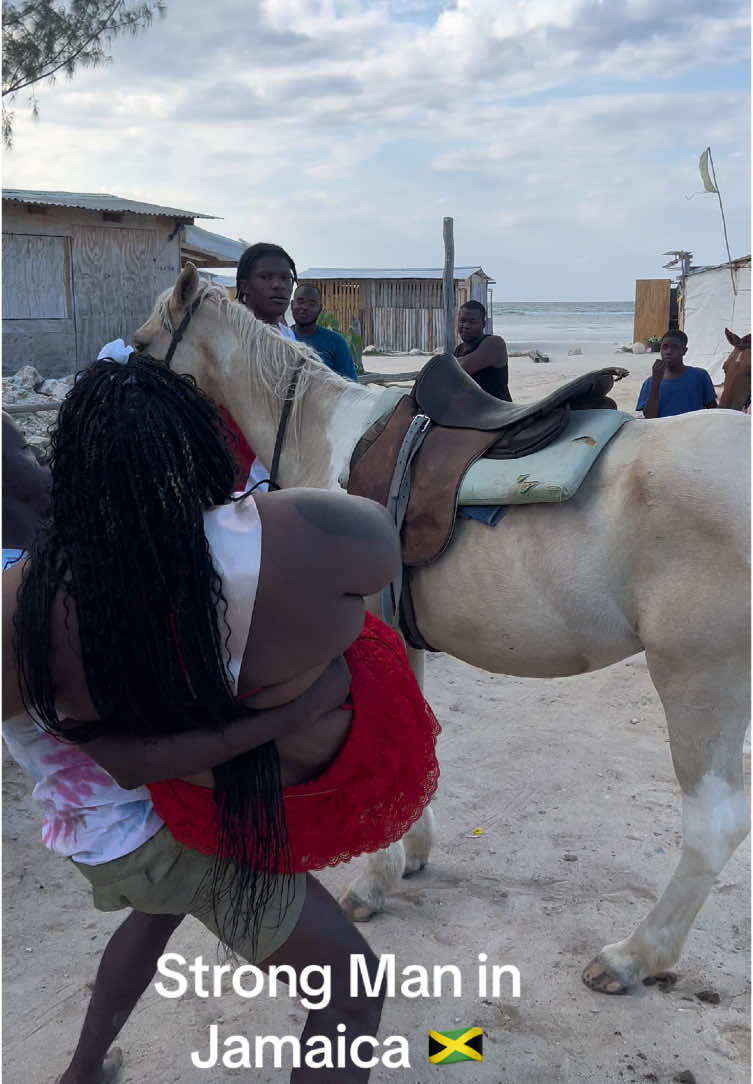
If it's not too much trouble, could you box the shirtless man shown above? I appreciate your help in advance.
[453,299,511,401]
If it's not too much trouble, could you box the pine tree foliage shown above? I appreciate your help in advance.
[2,1,166,147]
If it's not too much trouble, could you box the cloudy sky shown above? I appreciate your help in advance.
[4,0,750,299]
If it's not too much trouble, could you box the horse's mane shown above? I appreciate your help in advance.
[157,281,355,453]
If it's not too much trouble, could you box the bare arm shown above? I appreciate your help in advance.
[641,359,664,419]
[2,414,51,550]
[59,656,351,790]
[457,335,508,377]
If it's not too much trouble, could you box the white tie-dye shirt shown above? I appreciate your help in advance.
[1,498,261,865]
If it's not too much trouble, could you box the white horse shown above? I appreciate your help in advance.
[134,266,751,995]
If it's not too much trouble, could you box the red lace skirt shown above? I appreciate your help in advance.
[147,613,440,872]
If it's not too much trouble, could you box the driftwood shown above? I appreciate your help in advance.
[509,349,550,363]
[3,400,64,415]
[359,371,420,386]
[359,349,549,387]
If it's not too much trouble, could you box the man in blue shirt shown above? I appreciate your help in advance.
[636,330,717,417]
[291,284,359,381]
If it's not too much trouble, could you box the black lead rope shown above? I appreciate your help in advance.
[267,361,305,491]
[164,296,203,366]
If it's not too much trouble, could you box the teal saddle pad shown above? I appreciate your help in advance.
[457,409,632,506]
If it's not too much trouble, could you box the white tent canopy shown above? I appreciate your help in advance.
[682,257,750,384]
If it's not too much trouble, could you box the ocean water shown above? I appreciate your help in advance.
[491,301,634,346]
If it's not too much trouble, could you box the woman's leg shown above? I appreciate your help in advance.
[261,875,385,1083]
[58,910,184,1084]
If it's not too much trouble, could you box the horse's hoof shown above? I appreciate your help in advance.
[340,890,379,923]
[582,957,631,995]
[402,858,427,878]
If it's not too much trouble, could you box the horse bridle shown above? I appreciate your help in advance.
[162,295,203,367]
[161,292,303,490]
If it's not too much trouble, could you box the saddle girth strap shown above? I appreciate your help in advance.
[398,567,439,653]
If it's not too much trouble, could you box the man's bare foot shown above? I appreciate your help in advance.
[58,1045,123,1084]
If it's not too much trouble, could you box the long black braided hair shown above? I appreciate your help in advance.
[14,355,292,954]
[235,243,297,306]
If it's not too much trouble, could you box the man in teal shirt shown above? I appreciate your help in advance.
[291,284,358,381]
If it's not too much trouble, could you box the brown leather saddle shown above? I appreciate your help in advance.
[347,352,627,568]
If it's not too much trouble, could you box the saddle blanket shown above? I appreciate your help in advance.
[457,408,631,505]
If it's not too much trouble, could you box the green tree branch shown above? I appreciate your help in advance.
[2,0,166,147]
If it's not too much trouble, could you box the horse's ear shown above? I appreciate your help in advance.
[170,263,200,314]
[725,327,742,348]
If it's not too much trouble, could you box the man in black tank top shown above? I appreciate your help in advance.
[454,300,512,401]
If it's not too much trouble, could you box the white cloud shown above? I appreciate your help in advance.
[3,0,749,298]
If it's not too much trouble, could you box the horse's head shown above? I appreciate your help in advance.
[133,264,241,405]
[719,328,751,411]
[134,265,356,486]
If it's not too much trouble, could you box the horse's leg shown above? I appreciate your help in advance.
[403,804,437,875]
[583,650,750,994]
[405,645,425,691]
[340,842,406,922]
[339,805,435,920]
[339,645,433,919]
[401,646,437,876]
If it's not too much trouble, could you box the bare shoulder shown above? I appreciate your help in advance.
[467,334,507,358]
[485,334,508,356]
[253,488,399,582]
[240,489,400,686]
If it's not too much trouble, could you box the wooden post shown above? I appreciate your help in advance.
[442,217,455,354]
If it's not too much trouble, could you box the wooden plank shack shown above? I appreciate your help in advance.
[300,267,495,353]
[633,279,671,345]
[1,192,239,377]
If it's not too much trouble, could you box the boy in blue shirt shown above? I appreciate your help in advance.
[636,330,717,418]
[291,284,359,381]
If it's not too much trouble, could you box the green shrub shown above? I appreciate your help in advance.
[318,312,364,374]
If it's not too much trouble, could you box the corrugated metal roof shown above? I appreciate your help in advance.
[2,189,216,220]
[686,255,750,277]
[300,266,493,282]
[181,224,244,265]
[199,271,236,289]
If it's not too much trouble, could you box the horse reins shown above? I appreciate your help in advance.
[163,296,203,367]
[162,292,303,491]
[267,362,305,490]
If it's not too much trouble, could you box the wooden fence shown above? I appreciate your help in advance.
[310,278,473,352]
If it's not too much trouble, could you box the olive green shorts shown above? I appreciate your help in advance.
[73,826,306,964]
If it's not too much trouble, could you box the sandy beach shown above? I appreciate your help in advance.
[3,345,748,1084]
[358,341,664,412]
